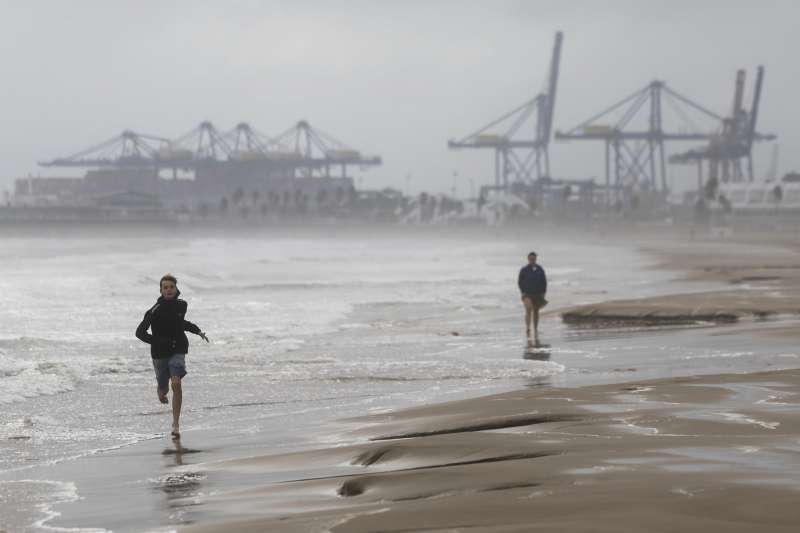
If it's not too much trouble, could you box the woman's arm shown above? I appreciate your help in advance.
[135,312,153,344]
[183,319,201,335]
[184,319,209,342]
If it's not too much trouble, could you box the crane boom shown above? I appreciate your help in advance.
[747,65,764,151]
[541,31,563,144]
[732,69,745,117]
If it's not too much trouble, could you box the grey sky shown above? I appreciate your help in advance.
[1,0,797,196]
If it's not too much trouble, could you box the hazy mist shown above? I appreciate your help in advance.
[1,0,797,196]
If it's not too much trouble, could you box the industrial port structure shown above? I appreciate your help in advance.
[449,31,778,211]
[9,29,788,224]
[39,119,381,179]
[13,120,382,216]
[448,31,563,190]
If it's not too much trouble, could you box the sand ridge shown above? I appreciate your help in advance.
[561,238,800,328]
[182,369,800,532]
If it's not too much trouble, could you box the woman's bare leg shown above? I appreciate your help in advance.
[171,377,182,436]
[522,296,533,338]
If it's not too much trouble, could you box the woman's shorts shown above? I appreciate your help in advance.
[152,353,187,391]
[523,293,548,308]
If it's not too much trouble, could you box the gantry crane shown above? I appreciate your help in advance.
[224,122,272,159]
[39,130,170,168]
[669,66,776,186]
[448,31,563,191]
[171,121,232,161]
[266,120,382,178]
[39,120,382,181]
[555,80,725,195]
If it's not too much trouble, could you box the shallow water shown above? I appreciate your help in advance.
[0,224,796,532]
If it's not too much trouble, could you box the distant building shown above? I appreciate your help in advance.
[13,176,85,206]
[84,168,159,196]
[12,168,355,216]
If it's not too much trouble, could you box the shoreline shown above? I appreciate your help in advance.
[560,236,800,327]
[176,230,800,532]
[25,225,800,532]
[183,367,800,532]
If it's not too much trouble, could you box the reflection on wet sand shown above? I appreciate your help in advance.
[158,437,207,526]
[180,369,800,532]
[165,436,185,466]
[524,341,551,361]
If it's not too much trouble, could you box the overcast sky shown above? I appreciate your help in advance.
[1,0,797,196]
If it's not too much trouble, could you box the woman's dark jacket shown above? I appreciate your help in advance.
[136,293,202,359]
[518,264,547,295]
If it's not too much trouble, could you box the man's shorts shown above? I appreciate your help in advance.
[523,293,548,308]
[152,353,187,391]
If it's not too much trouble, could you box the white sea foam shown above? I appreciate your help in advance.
[0,479,109,532]
[681,350,754,360]
[0,357,78,404]
[148,471,207,488]
[712,411,780,430]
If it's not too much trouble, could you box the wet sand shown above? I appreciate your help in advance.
[176,231,800,532]
[563,237,800,326]
[181,368,800,532]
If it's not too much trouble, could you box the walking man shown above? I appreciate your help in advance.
[518,251,548,343]
[136,274,208,438]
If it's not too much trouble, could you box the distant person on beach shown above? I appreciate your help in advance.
[518,252,548,342]
[136,274,208,438]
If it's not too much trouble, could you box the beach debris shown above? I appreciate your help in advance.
[338,478,366,497]
[352,447,399,467]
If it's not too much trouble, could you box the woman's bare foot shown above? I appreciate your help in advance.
[157,388,168,404]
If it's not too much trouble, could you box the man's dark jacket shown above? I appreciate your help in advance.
[136,293,202,359]
[518,264,547,295]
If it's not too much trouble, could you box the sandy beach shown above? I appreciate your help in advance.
[183,368,800,532]
[171,229,800,533]
[3,225,799,532]
[563,235,800,326]
[4,3,800,531]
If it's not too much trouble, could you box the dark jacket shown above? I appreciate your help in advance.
[136,292,202,359]
[518,264,547,295]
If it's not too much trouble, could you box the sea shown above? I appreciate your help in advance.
[1,223,798,532]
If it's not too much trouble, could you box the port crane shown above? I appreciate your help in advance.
[555,80,725,195]
[266,120,382,178]
[39,121,381,180]
[448,31,563,191]
[669,66,776,187]
[39,130,170,168]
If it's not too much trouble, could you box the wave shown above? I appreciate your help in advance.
[193,277,499,293]
[136,274,160,287]
[0,370,77,405]
[0,479,111,532]
[88,357,150,376]
[0,336,70,350]
[198,281,344,292]
[0,351,149,404]
[294,361,565,384]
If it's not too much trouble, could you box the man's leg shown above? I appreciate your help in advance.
[153,359,169,404]
[532,304,540,340]
[171,376,182,436]
[522,296,533,337]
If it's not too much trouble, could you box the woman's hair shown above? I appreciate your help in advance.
[160,273,178,287]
